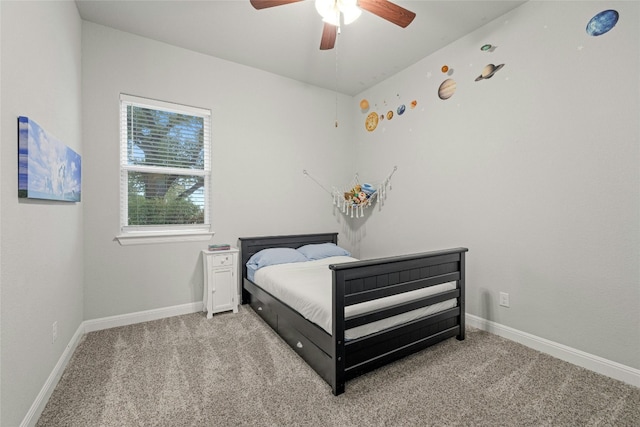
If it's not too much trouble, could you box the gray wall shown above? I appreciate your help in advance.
[81,22,356,320]
[353,1,639,369]
[2,1,638,425]
[0,2,84,426]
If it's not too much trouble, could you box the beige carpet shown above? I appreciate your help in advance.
[37,305,640,426]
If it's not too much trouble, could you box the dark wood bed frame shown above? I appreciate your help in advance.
[239,233,468,395]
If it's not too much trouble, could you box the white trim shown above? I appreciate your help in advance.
[114,230,214,246]
[84,301,203,333]
[119,93,212,232]
[466,314,640,388]
[20,323,85,427]
[120,93,211,117]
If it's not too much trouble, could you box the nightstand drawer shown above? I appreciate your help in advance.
[212,254,233,267]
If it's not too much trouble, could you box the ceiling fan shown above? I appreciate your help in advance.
[250,0,416,50]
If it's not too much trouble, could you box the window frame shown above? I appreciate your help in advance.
[115,94,214,246]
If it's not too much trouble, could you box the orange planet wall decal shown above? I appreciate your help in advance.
[360,99,369,110]
[365,112,378,132]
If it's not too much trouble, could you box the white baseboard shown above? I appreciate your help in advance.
[20,322,85,427]
[466,314,640,388]
[21,301,204,426]
[84,301,203,333]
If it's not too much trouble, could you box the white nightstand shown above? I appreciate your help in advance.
[202,248,239,318]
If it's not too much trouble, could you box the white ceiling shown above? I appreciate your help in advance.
[75,0,526,96]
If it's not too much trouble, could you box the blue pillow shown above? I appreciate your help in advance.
[296,243,351,260]
[246,248,309,281]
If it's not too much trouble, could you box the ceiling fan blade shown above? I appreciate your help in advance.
[358,0,416,28]
[250,0,303,10]
[319,22,337,50]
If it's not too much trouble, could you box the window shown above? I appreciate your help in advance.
[116,94,213,245]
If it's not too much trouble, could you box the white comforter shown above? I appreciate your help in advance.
[253,256,457,340]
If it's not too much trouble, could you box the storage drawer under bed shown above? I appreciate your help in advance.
[250,295,278,330]
[249,292,333,387]
[277,315,333,387]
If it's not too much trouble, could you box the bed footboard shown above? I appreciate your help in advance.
[329,247,468,395]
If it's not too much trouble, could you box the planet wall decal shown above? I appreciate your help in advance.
[365,111,378,132]
[438,79,457,100]
[441,65,449,73]
[386,110,394,120]
[397,104,406,115]
[410,100,418,109]
[481,44,492,51]
[360,99,370,110]
[586,10,619,36]
[475,64,505,81]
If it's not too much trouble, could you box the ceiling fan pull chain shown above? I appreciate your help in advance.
[334,36,339,127]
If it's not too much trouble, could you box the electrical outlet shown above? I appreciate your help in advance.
[499,292,510,308]
[52,321,58,343]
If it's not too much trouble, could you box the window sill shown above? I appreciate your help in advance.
[115,230,215,246]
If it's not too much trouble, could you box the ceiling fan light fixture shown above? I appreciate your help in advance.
[315,0,361,26]
[341,0,362,25]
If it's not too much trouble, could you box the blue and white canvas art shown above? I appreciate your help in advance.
[18,116,81,202]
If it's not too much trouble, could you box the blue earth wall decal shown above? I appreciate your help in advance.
[586,10,619,36]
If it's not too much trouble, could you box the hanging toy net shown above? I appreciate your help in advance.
[304,166,397,219]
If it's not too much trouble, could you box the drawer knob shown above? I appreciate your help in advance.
[296,341,303,348]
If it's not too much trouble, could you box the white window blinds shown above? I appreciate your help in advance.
[119,94,211,233]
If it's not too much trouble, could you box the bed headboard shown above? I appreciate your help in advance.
[238,233,338,277]
[238,232,338,287]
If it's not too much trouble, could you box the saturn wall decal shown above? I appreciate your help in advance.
[475,64,505,81]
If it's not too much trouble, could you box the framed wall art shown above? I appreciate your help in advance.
[18,116,81,202]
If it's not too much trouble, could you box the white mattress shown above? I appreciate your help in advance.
[253,256,457,340]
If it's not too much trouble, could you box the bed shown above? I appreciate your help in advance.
[239,233,468,395]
